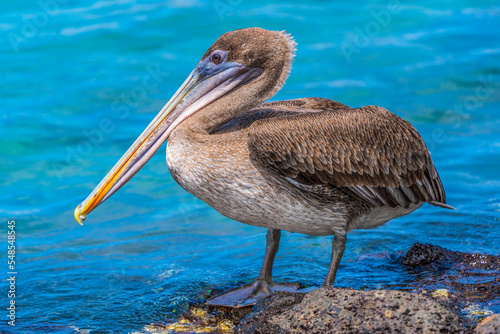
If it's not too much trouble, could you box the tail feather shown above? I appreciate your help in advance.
[428,201,455,210]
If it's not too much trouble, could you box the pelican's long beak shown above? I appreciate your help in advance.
[74,61,262,224]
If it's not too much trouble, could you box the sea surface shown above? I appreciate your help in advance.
[1,0,499,333]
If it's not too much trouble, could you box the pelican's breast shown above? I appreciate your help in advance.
[165,128,348,236]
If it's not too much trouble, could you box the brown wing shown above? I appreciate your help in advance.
[248,102,452,209]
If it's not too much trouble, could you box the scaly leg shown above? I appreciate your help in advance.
[257,228,280,283]
[322,234,346,286]
[206,229,301,308]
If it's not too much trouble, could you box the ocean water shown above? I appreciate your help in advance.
[1,0,499,333]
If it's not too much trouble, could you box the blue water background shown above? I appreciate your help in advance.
[1,0,499,333]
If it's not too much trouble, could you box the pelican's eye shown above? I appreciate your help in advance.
[211,52,223,64]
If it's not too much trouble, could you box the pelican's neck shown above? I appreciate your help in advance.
[180,94,255,136]
[177,75,285,139]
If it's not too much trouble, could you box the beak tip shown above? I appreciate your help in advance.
[74,205,86,225]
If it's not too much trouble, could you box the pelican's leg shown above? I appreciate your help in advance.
[256,228,281,283]
[205,228,301,308]
[322,234,346,286]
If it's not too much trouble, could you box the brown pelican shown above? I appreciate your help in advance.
[74,28,452,307]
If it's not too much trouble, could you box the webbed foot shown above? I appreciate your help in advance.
[205,280,301,308]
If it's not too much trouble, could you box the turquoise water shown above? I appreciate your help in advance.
[1,0,499,332]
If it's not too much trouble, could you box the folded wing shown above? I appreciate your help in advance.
[247,102,452,209]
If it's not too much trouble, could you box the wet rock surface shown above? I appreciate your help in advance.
[236,288,464,334]
[401,243,499,327]
[402,243,499,271]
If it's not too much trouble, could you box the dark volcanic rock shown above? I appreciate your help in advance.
[402,243,459,267]
[402,243,499,271]
[474,314,500,334]
[401,243,499,328]
[236,287,464,334]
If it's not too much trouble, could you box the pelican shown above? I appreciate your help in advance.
[74,28,452,307]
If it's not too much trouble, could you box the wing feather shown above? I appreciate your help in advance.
[247,102,451,209]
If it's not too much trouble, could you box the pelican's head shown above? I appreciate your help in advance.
[74,28,296,224]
